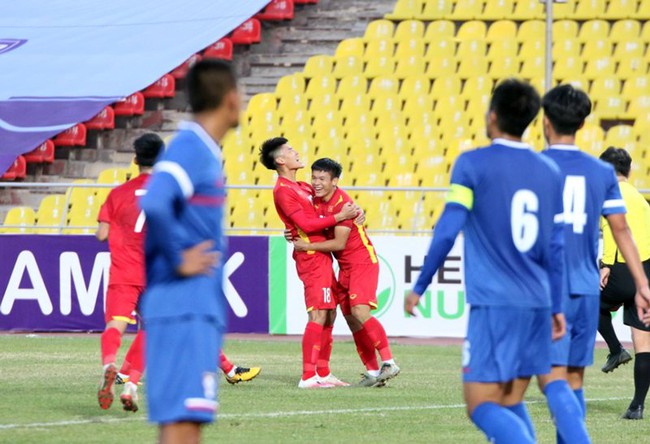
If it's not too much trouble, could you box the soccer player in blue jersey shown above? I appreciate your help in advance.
[405,79,567,444]
[537,85,650,441]
[139,59,240,443]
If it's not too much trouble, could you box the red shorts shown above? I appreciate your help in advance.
[105,284,144,324]
[294,252,336,312]
[336,263,379,316]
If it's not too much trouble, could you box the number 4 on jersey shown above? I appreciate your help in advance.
[562,176,587,234]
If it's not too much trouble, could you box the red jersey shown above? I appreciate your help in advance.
[314,187,378,268]
[273,176,338,250]
[97,173,149,286]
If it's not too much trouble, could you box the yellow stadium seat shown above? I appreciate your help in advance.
[457,20,487,40]
[628,96,650,119]
[553,56,583,80]
[517,19,544,41]
[246,93,276,115]
[424,37,456,59]
[520,56,545,78]
[553,38,580,60]
[487,39,518,60]
[610,19,641,42]
[638,1,650,19]
[573,0,606,19]
[595,96,627,120]
[613,40,644,60]
[386,0,423,20]
[462,76,494,98]
[63,210,98,235]
[335,38,365,59]
[304,75,336,99]
[308,94,339,117]
[483,0,514,20]
[344,112,376,139]
[553,20,579,40]
[434,95,463,115]
[353,169,386,188]
[623,76,650,100]
[274,74,305,98]
[457,40,487,59]
[370,94,402,117]
[616,57,647,79]
[552,1,573,19]
[364,56,396,79]
[512,0,544,20]
[340,94,371,115]
[2,207,35,234]
[578,20,610,42]
[605,124,635,146]
[364,19,395,40]
[303,55,334,78]
[583,57,615,79]
[337,75,368,98]
[466,93,491,119]
[35,195,67,234]
[403,95,434,118]
[97,167,128,185]
[364,38,395,61]
[394,55,426,78]
[394,20,425,40]
[368,75,400,97]
[424,20,456,41]
[431,76,462,98]
[581,40,613,59]
[422,191,447,223]
[332,55,364,78]
[576,125,605,156]
[127,161,139,180]
[488,56,520,80]
[590,76,621,100]
[400,75,431,97]
[66,179,95,206]
[606,0,637,19]
[519,39,544,60]
[419,2,453,20]
[452,0,484,20]
[395,38,425,59]
[425,56,457,78]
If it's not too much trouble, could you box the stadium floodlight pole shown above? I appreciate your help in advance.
[544,0,553,93]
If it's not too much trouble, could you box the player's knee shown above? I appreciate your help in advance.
[351,305,371,323]
[344,314,362,332]
[308,310,328,325]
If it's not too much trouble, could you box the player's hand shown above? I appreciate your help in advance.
[599,267,610,290]
[551,313,566,341]
[292,239,310,252]
[336,202,358,222]
[635,284,650,327]
[354,206,366,225]
[177,240,219,277]
[404,291,421,317]
[283,229,293,242]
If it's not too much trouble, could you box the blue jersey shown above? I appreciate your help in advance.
[448,139,565,309]
[542,145,625,296]
[140,121,227,320]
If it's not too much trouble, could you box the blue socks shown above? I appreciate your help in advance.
[574,388,586,417]
[471,402,535,444]
[544,380,590,444]
[506,402,535,441]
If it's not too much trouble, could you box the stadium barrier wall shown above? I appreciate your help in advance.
[0,234,632,342]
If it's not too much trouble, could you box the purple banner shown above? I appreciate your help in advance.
[0,235,269,333]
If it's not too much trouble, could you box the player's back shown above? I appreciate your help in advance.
[453,139,563,308]
[542,146,624,295]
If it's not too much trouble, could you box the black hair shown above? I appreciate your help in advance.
[134,133,164,167]
[542,84,592,135]
[489,78,541,137]
[186,59,237,113]
[311,158,342,179]
[259,137,288,170]
[600,146,631,178]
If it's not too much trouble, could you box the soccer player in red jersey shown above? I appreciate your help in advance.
[96,133,163,412]
[260,138,358,388]
[293,158,400,387]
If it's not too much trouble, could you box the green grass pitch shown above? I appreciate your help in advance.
[0,334,645,443]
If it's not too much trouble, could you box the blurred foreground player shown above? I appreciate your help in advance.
[293,158,399,387]
[140,59,239,443]
[405,79,567,444]
[260,138,358,388]
[97,133,164,412]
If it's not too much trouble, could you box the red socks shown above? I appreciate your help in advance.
[101,327,122,366]
[220,350,235,374]
[353,328,380,371]
[302,322,323,380]
[317,326,333,377]
[363,317,392,362]
[125,330,145,385]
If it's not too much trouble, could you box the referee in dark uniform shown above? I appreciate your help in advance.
[598,147,650,419]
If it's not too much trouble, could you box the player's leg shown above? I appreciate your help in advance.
[601,264,636,372]
[220,349,262,385]
[159,422,201,444]
[316,308,335,379]
[502,378,536,441]
[624,327,650,419]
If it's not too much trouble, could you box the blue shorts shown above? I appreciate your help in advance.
[146,315,223,425]
[463,306,551,383]
[551,294,599,368]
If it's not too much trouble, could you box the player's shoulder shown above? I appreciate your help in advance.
[334,187,352,204]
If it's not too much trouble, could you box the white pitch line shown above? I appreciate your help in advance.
[0,397,629,431]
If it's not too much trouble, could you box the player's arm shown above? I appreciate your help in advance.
[293,225,351,252]
[277,190,357,234]
[96,222,109,242]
